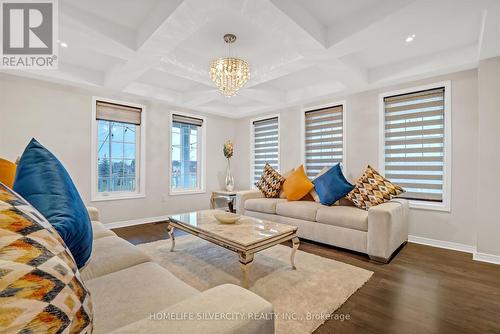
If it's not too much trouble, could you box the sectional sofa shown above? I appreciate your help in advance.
[84,207,274,334]
[236,191,408,263]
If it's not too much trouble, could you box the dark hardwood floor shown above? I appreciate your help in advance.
[113,222,500,334]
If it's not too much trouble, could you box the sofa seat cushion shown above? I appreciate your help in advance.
[80,235,151,281]
[276,201,323,221]
[245,198,287,214]
[86,262,198,334]
[316,206,368,232]
[92,221,116,239]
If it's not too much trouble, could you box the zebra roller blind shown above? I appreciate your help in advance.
[383,87,445,202]
[304,105,343,177]
[252,117,279,184]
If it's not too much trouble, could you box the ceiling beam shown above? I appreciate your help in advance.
[368,43,478,84]
[269,0,327,48]
[122,82,182,104]
[182,89,221,107]
[104,1,210,90]
[60,3,136,51]
[136,0,184,49]
[326,0,416,48]
[478,2,500,60]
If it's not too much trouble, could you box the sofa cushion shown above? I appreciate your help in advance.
[313,163,354,206]
[347,165,405,210]
[276,201,323,221]
[80,235,151,281]
[279,168,295,198]
[282,165,314,201]
[86,262,198,334]
[255,163,285,198]
[245,198,287,214]
[0,158,16,188]
[92,221,116,239]
[316,206,368,232]
[13,138,93,269]
[0,183,93,333]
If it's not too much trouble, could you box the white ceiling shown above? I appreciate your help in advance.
[2,0,500,118]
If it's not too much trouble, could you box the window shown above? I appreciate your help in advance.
[304,104,345,178]
[251,116,279,185]
[380,83,451,211]
[170,113,205,194]
[91,99,145,201]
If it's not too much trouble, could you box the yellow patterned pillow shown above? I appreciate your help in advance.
[346,165,404,210]
[255,163,286,198]
[0,183,93,333]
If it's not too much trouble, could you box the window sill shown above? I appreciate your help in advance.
[91,193,145,202]
[408,200,450,212]
[169,189,206,196]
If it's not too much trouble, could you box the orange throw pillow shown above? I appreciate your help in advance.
[283,165,314,201]
[0,158,16,188]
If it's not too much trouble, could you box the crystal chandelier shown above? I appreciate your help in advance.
[209,34,250,97]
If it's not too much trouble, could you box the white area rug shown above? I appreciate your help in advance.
[137,236,373,334]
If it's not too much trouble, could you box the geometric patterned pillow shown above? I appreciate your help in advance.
[255,163,286,198]
[0,183,93,333]
[346,165,404,210]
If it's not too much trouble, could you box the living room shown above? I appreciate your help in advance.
[1,0,499,333]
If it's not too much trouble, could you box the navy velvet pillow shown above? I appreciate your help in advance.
[312,164,354,206]
[13,138,93,269]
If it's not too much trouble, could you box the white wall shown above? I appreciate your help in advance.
[477,56,500,258]
[0,74,236,224]
[233,69,479,247]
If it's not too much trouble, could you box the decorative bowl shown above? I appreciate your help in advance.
[214,212,241,224]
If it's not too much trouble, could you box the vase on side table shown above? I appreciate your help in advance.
[225,159,234,191]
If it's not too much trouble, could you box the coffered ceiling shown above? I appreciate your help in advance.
[3,0,500,118]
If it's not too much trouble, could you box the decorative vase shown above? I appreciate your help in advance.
[225,159,234,191]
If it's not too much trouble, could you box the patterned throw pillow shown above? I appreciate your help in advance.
[346,165,404,210]
[255,164,286,198]
[0,183,93,333]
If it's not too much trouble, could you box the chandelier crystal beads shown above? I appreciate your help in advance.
[209,34,250,97]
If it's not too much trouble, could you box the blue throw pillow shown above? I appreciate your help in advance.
[312,164,354,206]
[13,138,93,269]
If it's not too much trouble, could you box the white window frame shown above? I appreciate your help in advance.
[169,111,206,196]
[91,96,146,202]
[301,101,348,176]
[249,114,280,188]
[378,81,452,212]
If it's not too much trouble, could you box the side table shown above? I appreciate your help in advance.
[210,190,240,213]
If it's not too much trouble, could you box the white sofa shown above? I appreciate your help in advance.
[83,207,274,334]
[236,191,408,263]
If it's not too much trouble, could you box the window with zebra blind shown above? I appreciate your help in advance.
[381,83,451,211]
[251,116,279,185]
[304,104,345,178]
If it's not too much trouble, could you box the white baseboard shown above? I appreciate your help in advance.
[473,252,500,265]
[409,235,500,265]
[105,215,170,229]
[408,235,475,253]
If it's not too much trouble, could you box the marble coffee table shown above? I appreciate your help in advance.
[167,209,299,288]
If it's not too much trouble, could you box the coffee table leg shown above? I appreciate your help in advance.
[291,237,300,270]
[239,252,254,289]
[167,224,175,252]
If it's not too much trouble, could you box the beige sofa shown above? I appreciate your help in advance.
[236,191,408,263]
[83,207,274,334]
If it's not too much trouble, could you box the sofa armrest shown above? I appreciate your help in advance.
[86,206,100,222]
[109,284,274,334]
[235,190,264,214]
[367,199,409,262]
